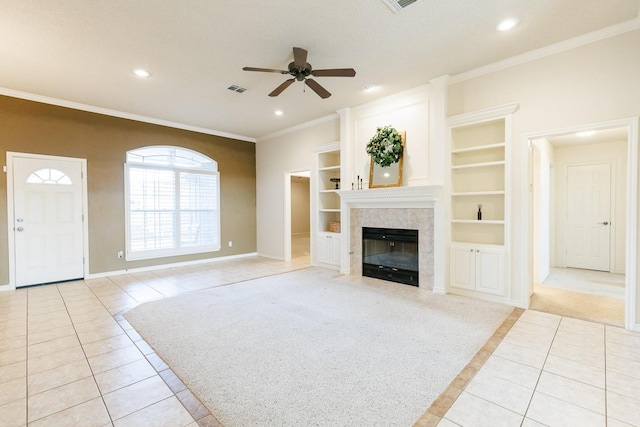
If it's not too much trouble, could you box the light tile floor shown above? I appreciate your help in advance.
[0,255,309,426]
[2,254,640,426]
[430,310,640,427]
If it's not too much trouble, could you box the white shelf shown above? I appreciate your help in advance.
[315,144,342,269]
[452,191,505,197]
[451,142,505,154]
[451,160,505,170]
[452,219,505,224]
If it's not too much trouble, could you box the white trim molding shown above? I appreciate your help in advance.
[522,117,639,331]
[0,87,256,143]
[338,185,443,291]
[449,17,640,85]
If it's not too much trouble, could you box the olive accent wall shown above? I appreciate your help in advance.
[0,95,256,285]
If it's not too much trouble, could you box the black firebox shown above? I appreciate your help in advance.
[362,227,419,286]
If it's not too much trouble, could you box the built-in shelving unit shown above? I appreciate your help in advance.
[447,103,518,299]
[313,143,342,269]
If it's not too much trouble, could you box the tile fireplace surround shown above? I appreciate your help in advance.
[338,186,442,290]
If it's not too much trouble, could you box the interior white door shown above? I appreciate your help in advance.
[13,156,84,287]
[565,163,611,271]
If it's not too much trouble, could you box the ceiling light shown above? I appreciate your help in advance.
[496,18,519,32]
[363,84,378,92]
[275,110,283,116]
[576,130,596,137]
[133,69,151,78]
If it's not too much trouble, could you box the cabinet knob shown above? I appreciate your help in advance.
[476,249,480,253]
[470,248,474,252]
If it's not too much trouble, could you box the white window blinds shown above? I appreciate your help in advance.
[125,147,220,260]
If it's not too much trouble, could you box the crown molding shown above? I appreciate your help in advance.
[0,87,256,143]
[257,112,340,141]
[450,16,640,85]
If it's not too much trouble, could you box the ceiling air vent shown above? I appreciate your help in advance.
[227,84,247,93]
[382,0,418,13]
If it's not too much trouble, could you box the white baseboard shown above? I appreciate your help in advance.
[85,252,258,280]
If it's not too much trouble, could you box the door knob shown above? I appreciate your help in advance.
[598,221,609,225]
[16,227,24,232]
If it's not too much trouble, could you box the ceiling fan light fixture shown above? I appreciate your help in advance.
[363,84,378,92]
[243,47,355,99]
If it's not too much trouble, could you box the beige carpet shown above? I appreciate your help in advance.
[530,284,624,327]
[125,267,513,426]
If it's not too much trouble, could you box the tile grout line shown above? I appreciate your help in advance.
[604,325,608,425]
[518,313,562,426]
[25,288,30,426]
[116,306,223,426]
[81,277,205,425]
[414,307,524,426]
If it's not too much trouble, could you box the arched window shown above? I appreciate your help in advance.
[27,168,72,185]
[125,146,220,260]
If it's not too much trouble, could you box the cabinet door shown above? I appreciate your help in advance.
[317,233,340,267]
[329,235,341,265]
[317,234,331,264]
[475,248,504,295]
[450,245,476,290]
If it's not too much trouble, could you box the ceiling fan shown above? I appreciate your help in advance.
[242,47,356,99]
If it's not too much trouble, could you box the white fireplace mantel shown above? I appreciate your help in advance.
[337,185,442,208]
[336,185,445,293]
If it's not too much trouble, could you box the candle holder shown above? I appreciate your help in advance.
[330,178,340,189]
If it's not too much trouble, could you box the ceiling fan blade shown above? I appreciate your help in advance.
[292,47,308,68]
[312,68,356,77]
[305,79,331,99]
[243,67,288,74]
[269,78,296,97]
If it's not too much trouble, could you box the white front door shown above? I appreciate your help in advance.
[565,163,611,271]
[12,156,85,287]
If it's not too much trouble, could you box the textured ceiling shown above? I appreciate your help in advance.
[1,0,639,140]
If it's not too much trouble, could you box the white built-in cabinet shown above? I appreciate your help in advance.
[313,143,341,270]
[450,243,505,296]
[447,103,518,298]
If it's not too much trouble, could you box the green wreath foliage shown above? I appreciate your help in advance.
[366,126,403,167]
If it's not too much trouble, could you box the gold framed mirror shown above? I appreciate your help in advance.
[369,131,404,188]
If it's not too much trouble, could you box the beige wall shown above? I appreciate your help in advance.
[291,177,310,236]
[0,96,256,284]
[256,118,339,259]
[448,28,640,310]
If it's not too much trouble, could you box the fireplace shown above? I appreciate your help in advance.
[362,227,419,286]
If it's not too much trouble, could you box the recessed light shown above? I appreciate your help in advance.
[496,18,519,32]
[363,84,378,92]
[576,130,596,137]
[133,69,151,78]
[275,110,284,116]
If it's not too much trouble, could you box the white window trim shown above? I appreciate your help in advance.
[124,162,221,261]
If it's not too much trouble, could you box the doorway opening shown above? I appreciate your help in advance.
[284,170,311,263]
[529,124,632,327]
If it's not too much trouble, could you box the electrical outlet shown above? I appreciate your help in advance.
[117,251,124,259]
[228,241,233,247]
